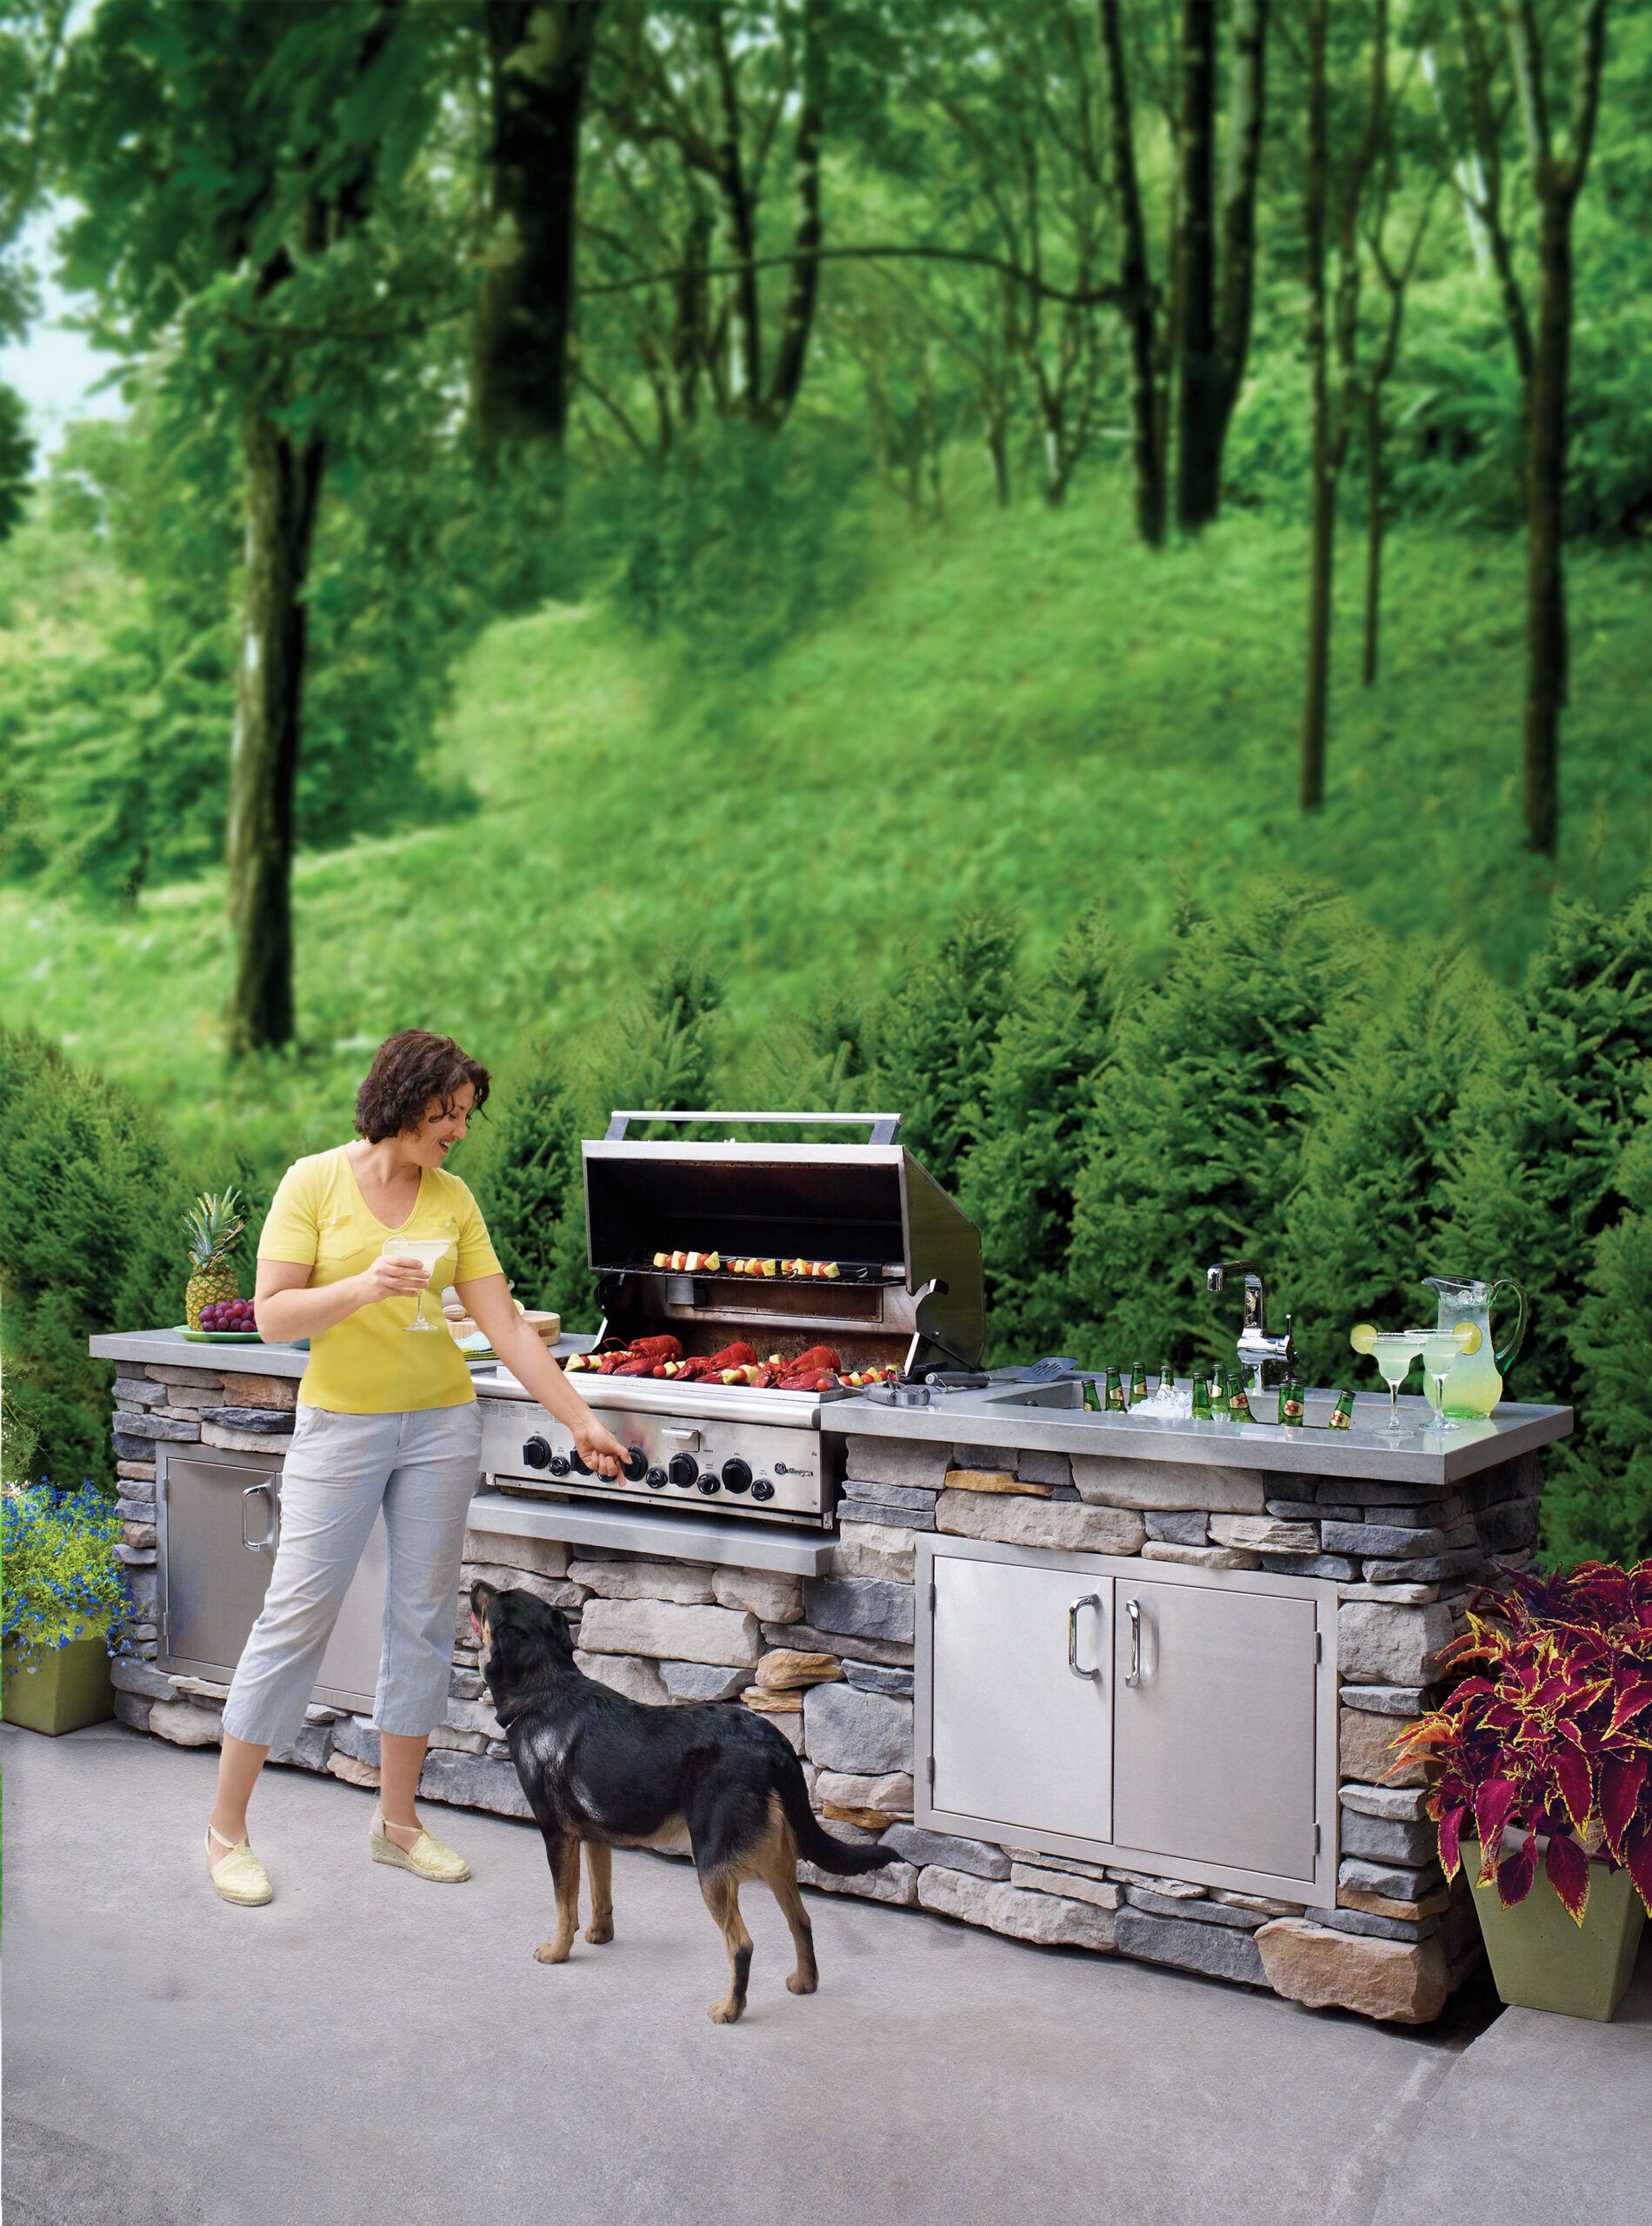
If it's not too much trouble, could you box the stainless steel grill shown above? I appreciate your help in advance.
[479,1110,984,1528]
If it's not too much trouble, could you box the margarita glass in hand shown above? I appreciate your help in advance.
[379,1237,450,1333]
[1350,1323,1426,1432]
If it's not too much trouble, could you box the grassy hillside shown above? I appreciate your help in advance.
[3,479,1649,1181]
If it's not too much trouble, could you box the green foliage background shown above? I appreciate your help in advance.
[3,0,1651,1571]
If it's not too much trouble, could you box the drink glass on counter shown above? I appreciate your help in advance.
[1352,1323,1426,1432]
[1422,1328,1475,1431]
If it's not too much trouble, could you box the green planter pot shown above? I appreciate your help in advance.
[2,1634,115,1736]
[1465,1838,1648,2022]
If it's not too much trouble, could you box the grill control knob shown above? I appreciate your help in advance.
[750,1478,776,1503]
[523,1436,552,1470]
[549,1454,571,1477]
[568,1450,590,1475]
[645,1466,668,1490]
[622,1446,649,1483]
[668,1452,699,1489]
[720,1457,752,1495]
[697,1473,720,1496]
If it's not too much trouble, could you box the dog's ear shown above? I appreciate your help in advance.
[537,1600,575,1656]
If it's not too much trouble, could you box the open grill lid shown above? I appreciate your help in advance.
[580,1110,985,1379]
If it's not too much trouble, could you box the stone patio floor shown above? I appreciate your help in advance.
[3,1721,1649,2226]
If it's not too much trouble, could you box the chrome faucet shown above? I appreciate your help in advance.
[1205,1260,1295,1400]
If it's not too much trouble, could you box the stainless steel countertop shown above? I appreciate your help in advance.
[91,1330,1572,1486]
[823,1380,1573,1488]
[90,1327,600,1376]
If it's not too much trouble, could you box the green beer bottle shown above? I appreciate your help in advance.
[1328,1386,1355,1430]
[1282,1380,1305,1428]
[1225,1370,1249,1422]
[1130,1363,1149,1404]
[1209,1371,1230,1417]
[1191,1374,1213,1421]
[1158,1357,1176,1392]
[1104,1365,1126,1412]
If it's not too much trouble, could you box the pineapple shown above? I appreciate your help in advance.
[184,1189,247,1329]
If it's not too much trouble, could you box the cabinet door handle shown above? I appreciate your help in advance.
[1067,1592,1102,1681]
[242,1483,277,1552]
[1124,1596,1142,1686]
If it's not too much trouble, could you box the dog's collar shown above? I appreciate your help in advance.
[494,1696,536,1733]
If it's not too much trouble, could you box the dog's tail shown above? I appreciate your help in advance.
[773,1744,900,1875]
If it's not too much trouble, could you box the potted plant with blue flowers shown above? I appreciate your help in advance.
[2,1482,134,1735]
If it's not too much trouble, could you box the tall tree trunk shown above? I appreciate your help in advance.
[764,0,824,426]
[1171,0,1218,530]
[1096,0,1165,544]
[1299,0,1331,812]
[983,409,1011,505]
[671,197,713,426]
[1522,186,1572,853]
[1502,0,1610,856]
[225,409,324,1056]
[1362,382,1383,685]
[708,5,763,416]
[1208,0,1269,488]
[473,0,603,447]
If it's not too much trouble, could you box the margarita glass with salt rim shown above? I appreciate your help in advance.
[380,1237,450,1333]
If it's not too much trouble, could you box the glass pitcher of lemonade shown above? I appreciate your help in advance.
[1422,1275,1527,1418]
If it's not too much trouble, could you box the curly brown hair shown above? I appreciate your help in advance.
[354,1031,491,1143]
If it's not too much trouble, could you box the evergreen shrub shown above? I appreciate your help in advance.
[468,957,728,1324]
[1440,890,1652,1415]
[464,1043,587,1323]
[1063,885,1370,1376]
[0,1029,187,1490]
[1282,942,1495,1392]
[963,906,1126,1360]
[1555,1091,1652,1566]
[876,913,1016,1193]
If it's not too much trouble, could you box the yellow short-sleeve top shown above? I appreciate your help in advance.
[257,1145,503,1414]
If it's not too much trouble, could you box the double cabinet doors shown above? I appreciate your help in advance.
[923,1536,1330,1898]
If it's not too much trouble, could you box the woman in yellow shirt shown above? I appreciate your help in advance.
[204,1030,628,1908]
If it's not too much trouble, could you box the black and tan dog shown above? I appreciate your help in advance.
[471,1578,899,2023]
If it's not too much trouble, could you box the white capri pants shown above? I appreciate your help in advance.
[222,1399,482,1752]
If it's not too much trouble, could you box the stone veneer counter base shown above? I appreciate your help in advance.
[90,1330,1568,2026]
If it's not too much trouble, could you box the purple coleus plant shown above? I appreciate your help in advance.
[1392,1561,1652,1924]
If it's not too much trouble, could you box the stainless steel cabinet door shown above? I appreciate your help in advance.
[160,1450,387,1709]
[1111,1577,1318,1883]
[929,1548,1111,1843]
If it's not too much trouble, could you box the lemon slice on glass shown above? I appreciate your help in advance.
[1451,1320,1482,1354]
[1349,1323,1380,1356]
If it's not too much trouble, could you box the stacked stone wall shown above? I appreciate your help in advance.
[105,1367,1542,2026]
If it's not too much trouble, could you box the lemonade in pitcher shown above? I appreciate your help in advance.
[1422,1275,1527,1418]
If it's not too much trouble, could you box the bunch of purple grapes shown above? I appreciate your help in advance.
[201,1299,257,1333]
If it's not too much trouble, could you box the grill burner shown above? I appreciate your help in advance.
[479,1110,984,1528]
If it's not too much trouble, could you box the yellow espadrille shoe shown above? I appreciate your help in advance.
[206,1823,273,1907]
[370,1812,471,1883]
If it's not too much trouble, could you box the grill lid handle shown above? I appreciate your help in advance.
[603,1110,903,1146]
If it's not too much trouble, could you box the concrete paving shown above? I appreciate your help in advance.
[3,1722,1649,2226]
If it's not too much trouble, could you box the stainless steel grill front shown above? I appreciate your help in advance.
[480,1110,985,1528]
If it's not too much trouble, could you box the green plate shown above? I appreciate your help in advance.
[172,1324,264,1343]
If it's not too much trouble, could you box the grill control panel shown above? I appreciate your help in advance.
[479,1400,831,1527]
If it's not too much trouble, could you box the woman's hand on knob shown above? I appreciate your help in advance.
[574,1418,631,1477]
